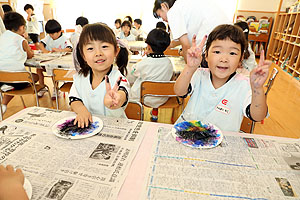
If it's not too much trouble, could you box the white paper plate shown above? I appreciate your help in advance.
[52,116,103,139]
[172,120,223,149]
[24,178,32,199]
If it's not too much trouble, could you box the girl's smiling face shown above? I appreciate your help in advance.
[206,38,242,83]
[82,40,117,73]
[121,25,130,36]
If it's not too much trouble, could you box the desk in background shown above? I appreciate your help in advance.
[1,107,300,199]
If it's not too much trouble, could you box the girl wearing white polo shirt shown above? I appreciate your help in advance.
[174,24,272,132]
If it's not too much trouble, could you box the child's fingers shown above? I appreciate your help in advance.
[105,75,111,92]
[89,115,93,123]
[258,50,265,66]
[84,118,90,128]
[191,34,197,48]
[112,76,122,91]
[198,35,207,50]
[15,168,23,176]
[6,165,14,172]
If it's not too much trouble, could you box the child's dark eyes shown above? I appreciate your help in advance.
[87,47,93,51]
[102,45,108,48]
[230,52,238,55]
[213,51,220,54]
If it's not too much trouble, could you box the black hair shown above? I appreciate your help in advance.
[205,24,248,61]
[76,16,89,27]
[156,22,166,31]
[121,20,132,30]
[2,4,12,13]
[234,21,250,59]
[115,19,121,24]
[145,28,170,53]
[76,23,129,76]
[24,4,34,11]
[153,0,176,18]
[45,19,62,34]
[124,16,133,23]
[3,11,26,31]
[134,19,142,25]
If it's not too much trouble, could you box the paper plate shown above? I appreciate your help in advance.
[52,116,103,139]
[24,178,32,199]
[171,120,223,149]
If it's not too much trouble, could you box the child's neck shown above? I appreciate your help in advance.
[91,67,111,89]
[124,32,129,37]
[210,72,236,89]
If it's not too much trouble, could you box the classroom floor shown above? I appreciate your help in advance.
[1,62,300,139]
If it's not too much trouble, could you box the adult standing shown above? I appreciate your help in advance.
[153,0,231,62]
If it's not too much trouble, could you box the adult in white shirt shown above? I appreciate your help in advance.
[24,4,40,46]
[153,0,231,62]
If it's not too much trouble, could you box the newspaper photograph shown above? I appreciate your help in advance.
[142,127,300,200]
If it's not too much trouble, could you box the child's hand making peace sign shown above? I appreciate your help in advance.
[186,35,207,68]
[104,76,124,109]
[250,50,272,89]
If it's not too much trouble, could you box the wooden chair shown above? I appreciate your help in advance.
[140,80,183,123]
[125,100,144,120]
[0,71,52,120]
[52,69,74,110]
[240,67,279,133]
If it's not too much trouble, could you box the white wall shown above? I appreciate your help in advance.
[237,0,298,12]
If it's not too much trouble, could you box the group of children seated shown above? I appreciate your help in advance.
[113,16,148,41]
[0,5,271,134]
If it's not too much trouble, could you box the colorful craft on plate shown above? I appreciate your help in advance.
[173,120,222,148]
[56,119,100,137]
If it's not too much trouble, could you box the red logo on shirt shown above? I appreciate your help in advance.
[121,78,127,82]
[221,99,228,105]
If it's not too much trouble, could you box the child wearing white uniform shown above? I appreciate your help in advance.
[70,16,89,48]
[38,19,72,97]
[130,28,173,108]
[0,12,37,118]
[69,23,130,128]
[119,21,135,41]
[174,24,271,132]
[24,4,40,46]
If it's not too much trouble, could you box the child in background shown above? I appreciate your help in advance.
[69,23,130,128]
[174,24,271,132]
[119,21,135,41]
[129,28,173,122]
[0,165,28,200]
[24,4,40,48]
[70,16,89,48]
[39,19,72,53]
[112,18,121,37]
[133,19,147,40]
[235,21,257,72]
[37,19,72,97]
[0,12,37,117]
[156,21,167,31]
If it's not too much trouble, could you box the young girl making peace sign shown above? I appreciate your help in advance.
[174,24,272,132]
[69,23,130,128]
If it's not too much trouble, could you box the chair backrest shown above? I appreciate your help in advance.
[265,67,278,96]
[140,80,176,102]
[125,100,144,120]
[52,69,74,82]
[0,71,33,83]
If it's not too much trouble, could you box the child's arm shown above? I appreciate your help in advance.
[69,83,92,128]
[174,35,207,96]
[52,47,72,53]
[104,76,127,109]
[36,42,50,53]
[0,165,29,200]
[249,50,272,121]
[22,40,34,59]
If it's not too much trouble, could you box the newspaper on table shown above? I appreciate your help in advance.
[0,107,147,200]
[142,126,300,200]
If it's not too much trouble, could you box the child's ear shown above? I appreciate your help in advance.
[115,46,120,56]
[161,2,169,11]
